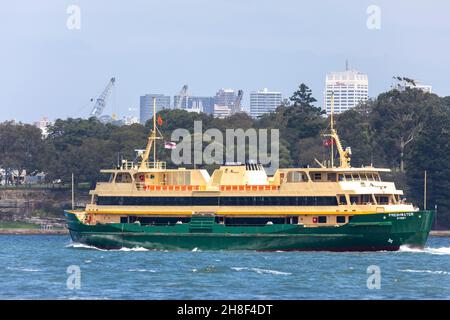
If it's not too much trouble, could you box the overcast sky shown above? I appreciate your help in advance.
[1,0,449,122]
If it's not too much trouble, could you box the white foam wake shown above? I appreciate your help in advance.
[399,269,450,275]
[6,267,40,272]
[66,242,149,252]
[399,245,450,255]
[231,267,291,275]
[127,269,156,272]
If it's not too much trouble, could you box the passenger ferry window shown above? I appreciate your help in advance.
[350,196,359,205]
[313,173,322,181]
[318,216,327,223]
[336,216,346,223]
[345,174,352,181]
[116,173,132,183]
[99,173,114,182]
[378,196,389,204]
[362,194,371,204]
[338,174,344,181]
[338,195,347,205]
[287,171,307,182]
[327,173,336,182]
[351,174,359,180]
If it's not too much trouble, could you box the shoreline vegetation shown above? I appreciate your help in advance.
[1,85,450,228]
[0,221,67,234]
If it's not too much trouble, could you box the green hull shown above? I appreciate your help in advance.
[65,211,434,251]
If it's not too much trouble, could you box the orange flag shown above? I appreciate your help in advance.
[157,115,163,126]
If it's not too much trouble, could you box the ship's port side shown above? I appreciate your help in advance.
[65,210,434,251]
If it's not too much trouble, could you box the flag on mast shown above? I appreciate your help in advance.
[157,115,163,126]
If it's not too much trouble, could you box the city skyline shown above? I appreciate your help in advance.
[1,1,449,123]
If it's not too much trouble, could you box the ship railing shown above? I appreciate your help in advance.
[121,160,138,170]
[138,161,167,170]
[219,185,280,191]
[136,184,207,191]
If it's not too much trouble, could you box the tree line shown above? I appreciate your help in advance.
[1,84,449,227]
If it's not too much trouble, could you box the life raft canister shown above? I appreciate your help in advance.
[85,213,93,224]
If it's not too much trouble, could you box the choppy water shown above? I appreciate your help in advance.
[0,235,449,299]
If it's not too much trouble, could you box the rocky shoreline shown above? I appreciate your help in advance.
[0,228,69,235]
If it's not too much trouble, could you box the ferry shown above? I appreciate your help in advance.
[65,98,434,251]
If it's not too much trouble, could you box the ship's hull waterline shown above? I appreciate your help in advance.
[65,210,434,251]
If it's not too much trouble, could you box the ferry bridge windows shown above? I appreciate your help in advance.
[115,173,132,183]
[286,171,308,182]
[327,173,337,182]
[99,173,114,182]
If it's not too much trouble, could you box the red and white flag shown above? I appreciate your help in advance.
[164,141,177,149]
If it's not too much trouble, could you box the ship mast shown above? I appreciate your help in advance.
[139,97,162,170]
[324,92,351,168]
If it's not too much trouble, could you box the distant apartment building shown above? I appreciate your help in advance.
[215,88,236,106]
[173,96,215,115]
[214,89,237,112]
[213,105,232,119]
[249,88,283,118]
[33,117,53,137]
[140,94,171,124]
[323,69,368,115]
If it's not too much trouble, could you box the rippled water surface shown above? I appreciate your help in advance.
[0,235,449,299]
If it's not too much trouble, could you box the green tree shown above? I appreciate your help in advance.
[0,122,45,184]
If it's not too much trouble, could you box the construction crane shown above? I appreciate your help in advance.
[90,77,116,118]
[233,89,244,113]
[175,84,188,109]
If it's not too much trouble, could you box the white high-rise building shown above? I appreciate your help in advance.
[249,88,282,118]
[324,69,368,115]
[33,117,53,137]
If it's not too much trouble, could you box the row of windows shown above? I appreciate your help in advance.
[97,196,339,206]
[118,216,350,226]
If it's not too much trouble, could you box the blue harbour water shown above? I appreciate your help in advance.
[0,235,449,299]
